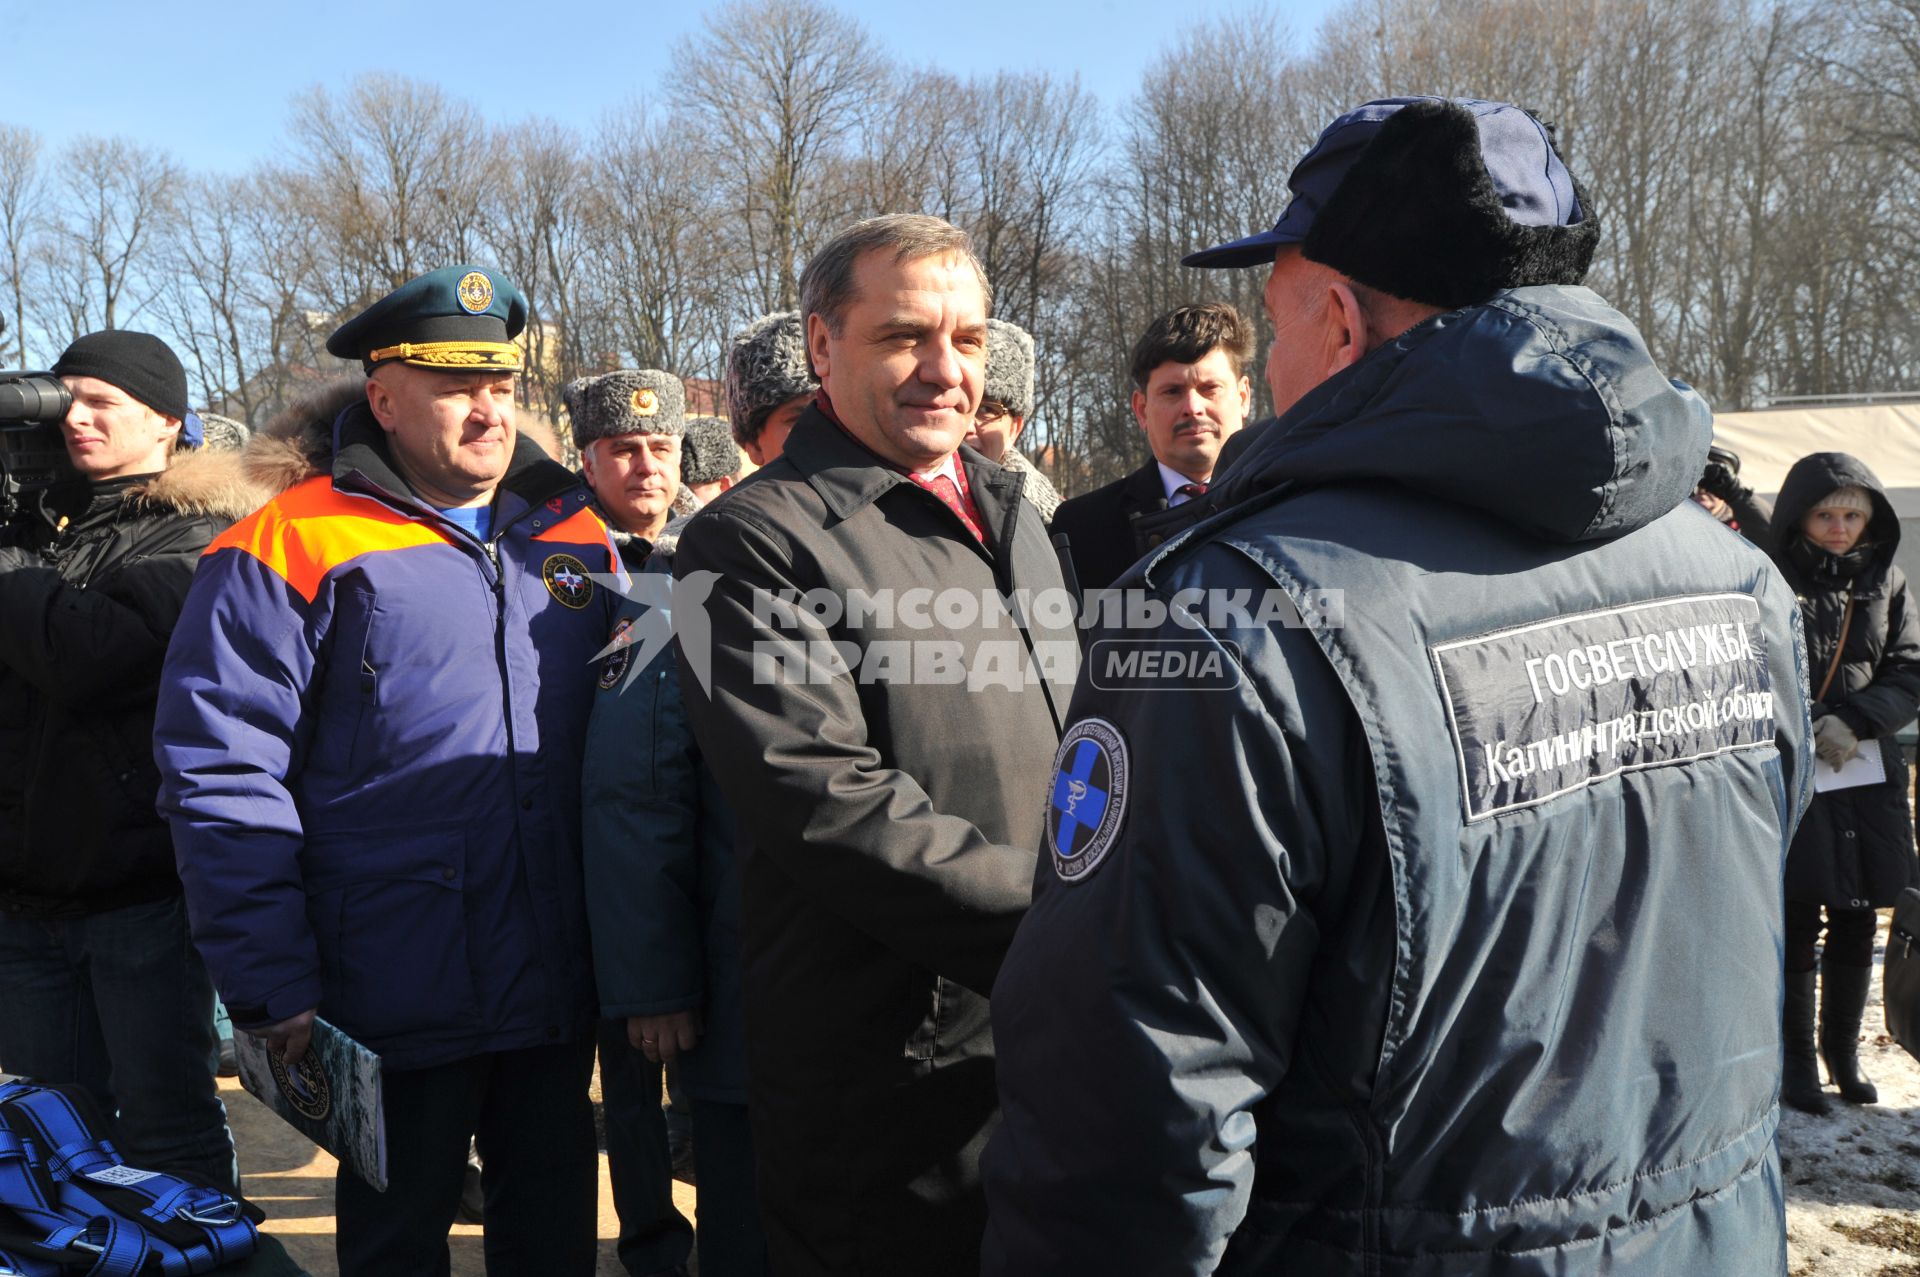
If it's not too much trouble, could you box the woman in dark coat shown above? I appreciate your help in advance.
[1771,452,1920,1113]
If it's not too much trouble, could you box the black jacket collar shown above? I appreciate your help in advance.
[783,405,902,523]
[782,405,1024,553]
[1121,458,1170,515]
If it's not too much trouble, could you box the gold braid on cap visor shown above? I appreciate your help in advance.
[366,340,524,370]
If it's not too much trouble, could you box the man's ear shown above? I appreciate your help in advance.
[364,373,398,434]
[1234,376,1252,417]
[1006,413,1027,446]
[805,312,833,384]
[1326,281,1370,378]
[1130,389,1147,430]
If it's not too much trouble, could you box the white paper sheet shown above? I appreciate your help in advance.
[1813,746,1887,793]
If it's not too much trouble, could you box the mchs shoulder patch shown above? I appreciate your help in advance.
[1431,592,1775,821]
[1048,717,1129,882]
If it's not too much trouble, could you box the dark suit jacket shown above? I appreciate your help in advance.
[1050,460,1169,592]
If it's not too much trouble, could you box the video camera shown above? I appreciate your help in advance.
[0,372,74,522]
[1696,442,1743,502]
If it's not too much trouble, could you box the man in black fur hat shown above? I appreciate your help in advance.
[984,98,1810,1276]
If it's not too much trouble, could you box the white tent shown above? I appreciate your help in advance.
[1712,402,1920,583]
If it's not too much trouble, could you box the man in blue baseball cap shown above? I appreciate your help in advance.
[984,97,1810,1275]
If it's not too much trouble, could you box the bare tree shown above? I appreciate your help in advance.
[672,0,885,311]
[36,136,179,338]
[842,69,969,220]
[1825,0,1920,312]
[0,125,41,366]
[1053,10,1307,487]
[153,173,255,411]
[287,74,489,309]
[483,119,593,421]
[150,169,327,421]
[583,106,732,381]
[18,0,1919,477]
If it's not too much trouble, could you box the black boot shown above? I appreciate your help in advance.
[1783,969,1830,1114]
[1820,962,1879,1105]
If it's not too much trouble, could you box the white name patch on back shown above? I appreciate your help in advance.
[1431,593,1776,821]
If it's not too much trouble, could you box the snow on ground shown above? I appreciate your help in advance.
[1785,916,1920,1277]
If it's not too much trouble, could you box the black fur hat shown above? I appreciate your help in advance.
[1185,97,1599,310]
[1301,101,1598,310]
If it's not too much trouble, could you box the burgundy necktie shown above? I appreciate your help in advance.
[908,471,986,544]
[1175,482,1209,501]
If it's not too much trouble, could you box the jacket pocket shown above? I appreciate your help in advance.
[305,828,480,1042]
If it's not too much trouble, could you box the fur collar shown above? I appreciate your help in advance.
[245,374,366,496]
[123,445,274,522]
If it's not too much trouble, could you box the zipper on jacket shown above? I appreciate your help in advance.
[485,531,521,788]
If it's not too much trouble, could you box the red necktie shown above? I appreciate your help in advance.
[908,471,986,544]
[1175,482,1209,501]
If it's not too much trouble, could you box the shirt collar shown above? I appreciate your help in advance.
[914,452,963,486]
[1158,461,1207,502]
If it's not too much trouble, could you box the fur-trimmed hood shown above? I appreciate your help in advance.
[246,375,367,495]
[123,444,274,523]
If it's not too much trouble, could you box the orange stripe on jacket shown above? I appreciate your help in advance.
[532,505,618,572]
[532,506,610,546]
[205,476,451,603]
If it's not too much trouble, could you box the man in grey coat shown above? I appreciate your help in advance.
[985,97,1811,1277]
[671,213,1077,1277]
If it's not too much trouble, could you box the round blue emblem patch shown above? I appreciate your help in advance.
[542,553,594,609]
[1047,717,1129,882]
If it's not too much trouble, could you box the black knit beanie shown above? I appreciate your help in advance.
[52,330,189,420]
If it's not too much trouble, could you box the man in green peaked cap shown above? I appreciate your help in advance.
[161,262,617,1275]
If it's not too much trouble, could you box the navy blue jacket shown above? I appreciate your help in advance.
[155,402,619,1070]
[582,525,748,1102]
[984,286,1812,1276]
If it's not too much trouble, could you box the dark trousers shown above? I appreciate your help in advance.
[335,1038,598,1277]
[597,1019,694,1276]
[0,895,236,1192]
[1785,900,1878,973]
[692,1098,767,1277]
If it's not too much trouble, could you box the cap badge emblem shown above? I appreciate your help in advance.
[456,271,494,315]
[632,388,659,416]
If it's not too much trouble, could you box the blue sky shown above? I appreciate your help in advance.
[3,0,1340,170]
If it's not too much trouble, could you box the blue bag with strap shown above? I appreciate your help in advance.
[0,1081,261,1275]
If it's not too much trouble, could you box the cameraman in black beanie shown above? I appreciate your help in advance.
[0,330,263,1191]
